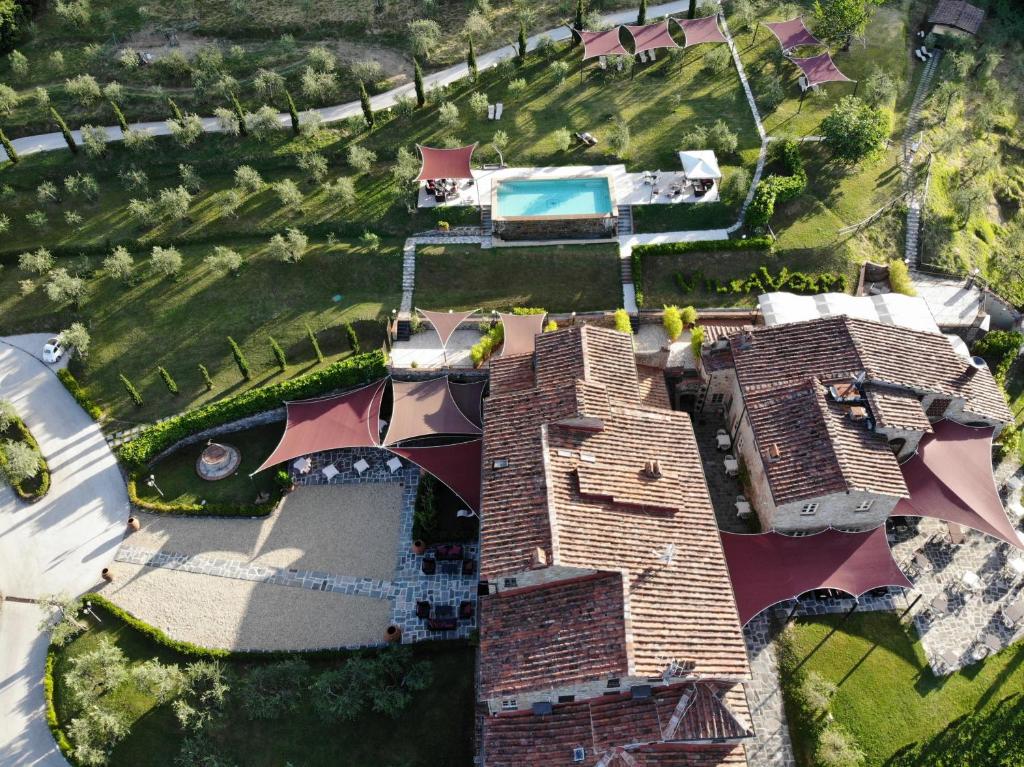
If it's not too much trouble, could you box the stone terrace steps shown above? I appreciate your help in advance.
[481,205,493,235]
[616,205,634,237]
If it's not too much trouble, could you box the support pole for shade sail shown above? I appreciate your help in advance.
[752,21,759,43]
[798,87,806,112]
[898,593,923,620]
[853,79,860,96]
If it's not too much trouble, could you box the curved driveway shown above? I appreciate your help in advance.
[0,334,127,766]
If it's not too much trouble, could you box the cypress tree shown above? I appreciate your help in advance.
[167,97,183,121]
[359,81,374,128]
[574,0,584,39]
[518,22,527,63]
[413,57,426,107]
[227,336,251,380]
[119,374,143,407]
[285,90,300,134]
[157,366,179,395]
[638,0,647,25]
[230,92,248,137]
[0,128,18,164]
[110,100,129,132]
[268,336,287,371]
[306,324,324,363]
[198,363,214,390]
[688,0,696,19]
[467,39,478,82]
[50,107,77,153]
[345,322,360,354]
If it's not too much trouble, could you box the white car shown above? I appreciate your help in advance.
[42,338,65,364]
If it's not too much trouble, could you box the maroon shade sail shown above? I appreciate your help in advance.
[418,308,478,348]
[254,379,386,473]
[499,312,547,358]
[791,52,853,85]
[580,28,629,60]
[893,421,1023,549]
[449,379,487,428]
[383,377,483,446]
[764,17,822,50]
[721,528,912,625]
[623,21,680,53]
[390,439,482,511]
[415,144,477,181]
[674,14,727,47]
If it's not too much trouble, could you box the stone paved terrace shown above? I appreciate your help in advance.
[892,517,1024,674]
[691,414,757,534]
[390,327,483,370]
[743,614,797,767]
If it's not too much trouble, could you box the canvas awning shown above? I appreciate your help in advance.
[580,28,629,60]
[499,312,547,358]
[674,14,727,47]
[623,21,680,53]
[418,308,478,348]
[893,421,1024,549]
[383,377,483,446]
[678,149,722,180]
[791,52,853,86]
[253,379,386,473]
[415,144,477,181]
[764,17,822,50]
[449,379,486,429]
[390,439,483,511]
[721,528,912,625]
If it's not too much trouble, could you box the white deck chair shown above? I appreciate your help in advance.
[321,464,340,481]
[487,104,495,120]
[617,58,624,71]
[638,50,648,63]
[649,48,657,61]
[353,458,369,475]
[599,55,607,69]
[386,456,403,474]
[495,102,503,120]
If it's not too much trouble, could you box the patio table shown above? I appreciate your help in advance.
[983,634,1003,653]
[961,571,982,591]
[1007,556,1024,577]
[293,457,312,474]
[929,594,949,615]
[716,431,731,451]
[735,500,752,517]
[1003,597,1024,626]
[723,456,739,476]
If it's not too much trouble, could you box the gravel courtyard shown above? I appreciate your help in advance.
[130,483,403,580]
[100,563,391,651]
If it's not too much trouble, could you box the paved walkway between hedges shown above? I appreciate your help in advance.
[2,1,694,161]
[0,334,129,767]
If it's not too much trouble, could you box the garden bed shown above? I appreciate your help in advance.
[0,409,50,501]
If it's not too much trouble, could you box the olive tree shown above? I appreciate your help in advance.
[45,268,87,305]
[205,245,244,275]
[150,245,184,278]
[103,246,134,282]
[245,105,281,140]
[1,440,41,484]
[234,165,264,193]
[268,228,309,262]
[272,178,303,208]
[59,322,91,359]
[0,84,18,115]
[820,96,889,163]
[347,144,377,173]
[168,113,204,147]
[65,74,102,106]
[409,19,442,60]
[80,125,108,158]
[326,176,356,206]
[213,106,240,135]
[19,247,54,274]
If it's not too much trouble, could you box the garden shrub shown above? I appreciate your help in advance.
[237,659,309,720]
[345,322,360,353]
[413,472,439,542]
[614,308,632,335]
[227,336,251,380]
[119,373,143,407]
[0,410,49,501]
[157,366,179,395]
[747,140,806,230]
[57,369,103,421]
[311,646,433,722]
[663,306,683,341]
[198,364,214,391]
[470,308,545,366]
[690,325,705,353]
[971,330,1024,385]
[118,351,385,467]
[268,336,287,371]
[672,265,848,297]
[306,324,325,363]
[887,258,916,296]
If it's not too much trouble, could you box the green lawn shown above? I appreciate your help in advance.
[54,604,476,767]
[415,243,623,312]
[0,238,399,424]
[135,423,283,507]
[778,612,1024,767]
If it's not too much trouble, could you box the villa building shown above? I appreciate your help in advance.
[697,316,1013,533]
[477,325,753,767]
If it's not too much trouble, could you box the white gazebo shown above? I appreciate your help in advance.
[678,150,722,180]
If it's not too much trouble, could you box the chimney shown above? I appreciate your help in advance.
[530,546,548,569]
[848,405,868,422]
[643,459,663,479]
[766,443,781,462]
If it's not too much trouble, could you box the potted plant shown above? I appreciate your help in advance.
[127,516,141,532]
[412,539,427,555]
[437,220,450,232]
[101,567,114,582]
[274,469,295,493]
[385,625,402,643]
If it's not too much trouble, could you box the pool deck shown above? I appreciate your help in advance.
[416,164,718,210]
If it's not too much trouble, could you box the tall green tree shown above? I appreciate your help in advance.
[167,97,183,121]
[413,57,426,107]
[50,107,77,153]
[467,39,478,81]
[110,100,129,132]
[285,90,300,134]
[638,0,647,25]
[0,128,17,163]
[812,0,881,49]
[359,81,374,128]
[820,96,889,163]
[518,21,527,63]
[688,0,697,19]
[574,0,584,43]
[230,91,248,137]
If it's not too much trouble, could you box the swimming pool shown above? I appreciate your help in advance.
[494,178,615,218]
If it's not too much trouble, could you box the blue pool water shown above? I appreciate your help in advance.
[496,178,614,217]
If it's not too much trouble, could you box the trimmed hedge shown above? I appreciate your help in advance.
[0,413,50,501]
[127,472,279,517]
[57,369,104,421]
[747,140,807,230]
[631,237,775,308]
[44,648,75,764]
[674,265,848,297]
[118,351,386,468]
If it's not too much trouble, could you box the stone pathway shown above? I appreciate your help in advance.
[903,52,941,267]
[892,517,1024,674]
[743,615,797,767]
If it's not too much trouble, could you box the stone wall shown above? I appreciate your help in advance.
[149,408,285,465]
[493,216,617,241]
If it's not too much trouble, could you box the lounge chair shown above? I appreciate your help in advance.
[353,458,369,475]
[495,102,503,120]
[649,48,657,61]
[386,456,403,474]
[321,464,340,481]
[638,50,648,63]
[416,601,432,619]
[487,104,495,120]
[914,49,926,62]
[599,55,607,69]
[421,557,437,575]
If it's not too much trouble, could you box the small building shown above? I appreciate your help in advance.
[696,316,1012,533]
[928,0,985,37]
[479,325,753,766]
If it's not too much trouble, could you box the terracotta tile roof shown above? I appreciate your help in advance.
[638,365,672,409]
[745,380,908,506]
[929,0,984,33]
[482,682,750,767]
[481,325,749,680]
[479,572,631,698]
[730,316,1011,425]
[864,385,933,433]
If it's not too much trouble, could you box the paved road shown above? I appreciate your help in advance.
[0,334,128,767]
[3,1,693,161]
